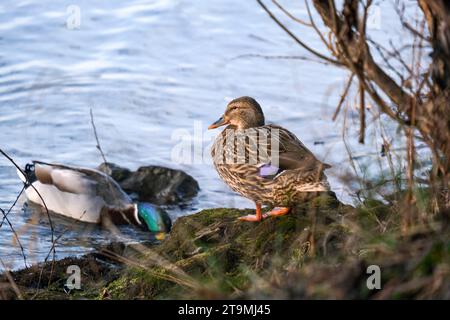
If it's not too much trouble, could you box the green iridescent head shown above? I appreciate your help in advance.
[137,203,172,234]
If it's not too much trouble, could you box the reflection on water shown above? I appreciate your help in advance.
[0,0,418,269]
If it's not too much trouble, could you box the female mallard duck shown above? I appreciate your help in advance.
[17,161,171,233]
[208,96,331,222]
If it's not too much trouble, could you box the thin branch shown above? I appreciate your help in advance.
[311,0,414,111]
[272,0,311,26]
[359,81,366,144]
[229,53,333,65]
[305,0,336,54]
[99,249,198,290]
[0,149,58,298]
[368,38,406,85]
[388,40,415,77]
[357,2,370,144]
[0,258,23,299]
[0,149,56,262]
[0,208,27,268]
[0,184,25,228]
[394,0,431,42]
[90,108,108,165]
[256,0,342,66]
[31,211,88,298]
[332,72,354,121]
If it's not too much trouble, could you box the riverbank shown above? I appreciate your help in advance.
[1,193,448,299]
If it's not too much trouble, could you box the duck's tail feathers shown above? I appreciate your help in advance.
[17,163,37,186]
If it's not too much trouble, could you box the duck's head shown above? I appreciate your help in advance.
[136,203,172,238]
[208,96,265,130]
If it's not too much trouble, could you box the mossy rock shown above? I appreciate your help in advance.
[3,192,448,300]
[98,194,355,298]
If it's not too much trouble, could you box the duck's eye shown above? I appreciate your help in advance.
[230,106,238,111]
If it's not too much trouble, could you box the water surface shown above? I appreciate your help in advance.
[0,0,420,269]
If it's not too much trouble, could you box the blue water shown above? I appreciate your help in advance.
[0,0,424,270]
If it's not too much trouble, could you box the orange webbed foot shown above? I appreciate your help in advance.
[238,203,263,222]
[238,214,263,222]
[263,207,290,219]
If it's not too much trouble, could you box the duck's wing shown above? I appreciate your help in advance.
[33,161,94,194]
[270,125,331,172]
[212,125,330,175]
[32,161,132,208]
[250,125,330,180]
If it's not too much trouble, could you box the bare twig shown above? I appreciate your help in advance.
[99,248,199,290]
[305,0,335,53]
[332,73,354,121]
[229,53,332,65]
[359,81,366,144]
[394,0,430,42]
[0,184,25,228]
[0,149,54,237]
[90,108,108,165]
[0,208,28,267]
[0,149,56,268]
[0,148,59,298]
[256,0,342,66]
[30,210,89,298]
[0,258,23,299]
[271,0,311,26]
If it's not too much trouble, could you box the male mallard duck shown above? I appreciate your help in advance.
[17,161,172,233]
[208,96,331,222]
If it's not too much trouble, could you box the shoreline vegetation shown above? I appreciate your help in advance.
[1,191,448,299]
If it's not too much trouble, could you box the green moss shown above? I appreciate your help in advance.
[6,192,448,300]
[189,208,243,225]
[104,266,173,300]
[415,241,448,276]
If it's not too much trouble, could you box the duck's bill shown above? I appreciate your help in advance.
[208,116,229,129]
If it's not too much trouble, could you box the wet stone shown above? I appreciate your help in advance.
[97,162,199,205]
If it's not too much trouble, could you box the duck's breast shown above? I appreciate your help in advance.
[25,181,105,223]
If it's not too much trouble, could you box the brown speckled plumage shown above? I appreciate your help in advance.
[210,97,330,208]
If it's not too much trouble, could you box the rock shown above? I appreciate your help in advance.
[97,163,199,205]
[97,162,132,183]
[120,166,200,205]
